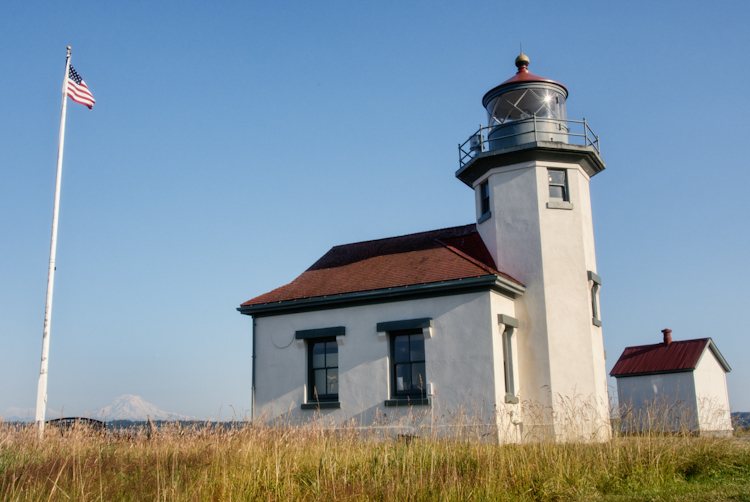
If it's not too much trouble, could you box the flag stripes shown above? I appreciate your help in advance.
[67,65,95,109]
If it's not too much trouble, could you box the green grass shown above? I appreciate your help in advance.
[1,421,748,501]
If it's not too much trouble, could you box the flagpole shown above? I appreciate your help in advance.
[36,46,71,436]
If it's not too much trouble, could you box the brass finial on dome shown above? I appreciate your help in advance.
[515,53,530,69]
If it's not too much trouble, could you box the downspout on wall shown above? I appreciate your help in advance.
[251,317,256,421]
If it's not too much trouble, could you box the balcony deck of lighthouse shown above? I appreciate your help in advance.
[457,54,611,439]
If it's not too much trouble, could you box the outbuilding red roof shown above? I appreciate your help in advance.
[242,224,521,307]
[610,338,731,377]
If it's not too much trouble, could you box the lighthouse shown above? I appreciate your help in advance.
[457,53,609,438]
[239,52,611,441]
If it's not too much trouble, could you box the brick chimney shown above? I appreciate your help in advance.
[662,328,672,345]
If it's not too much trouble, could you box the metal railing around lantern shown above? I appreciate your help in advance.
[458,117,601,169]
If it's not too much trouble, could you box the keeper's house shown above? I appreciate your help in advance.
[610,329,732,434]
[239,54,611,440]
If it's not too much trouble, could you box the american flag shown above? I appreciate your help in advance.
[67,65,95,109]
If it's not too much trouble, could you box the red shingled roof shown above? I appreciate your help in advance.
[242,224,521,306]
[610,338,731,377]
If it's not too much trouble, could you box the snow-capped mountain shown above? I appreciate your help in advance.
[95,395,191,421]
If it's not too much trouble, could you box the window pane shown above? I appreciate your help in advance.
[325,341,338,368]
[394,335,410,363]
[314,369,326,397]
[411,362,426,391]
[548,170,565,185]
[312,343,325,369]
[327,369,338,395]
[410,334,425,362]
[481,182,490,215]
[549,185,564,200]
[395,364,411,392]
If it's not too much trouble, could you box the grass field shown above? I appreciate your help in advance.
[1,419,749,501]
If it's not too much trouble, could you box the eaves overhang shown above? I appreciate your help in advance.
[237,274,525,318]
[611,368,694,378]
[456,141,606,188]
[706,339,732,372]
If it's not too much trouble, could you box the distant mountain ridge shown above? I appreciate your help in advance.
[733,412,750,428]
[95,395,192,421]
[2,397,192,422]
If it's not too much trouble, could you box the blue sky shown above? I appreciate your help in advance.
[1,0,748,419]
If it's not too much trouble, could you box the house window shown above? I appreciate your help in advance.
[308,338,338,402]
[391,329,426,398]
[588,271,602,327]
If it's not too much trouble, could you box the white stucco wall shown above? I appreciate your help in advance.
[474,160,609,439]
[616,372,698,431]
[252,290,516,434]
[694,349,732,432]
[476,163,550,408]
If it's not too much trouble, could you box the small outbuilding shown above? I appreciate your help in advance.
[610,329,732,434]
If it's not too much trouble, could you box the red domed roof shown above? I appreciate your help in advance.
[499,66,567,91]
[483,54,568,103]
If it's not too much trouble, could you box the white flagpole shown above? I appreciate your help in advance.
[36,46,72,436]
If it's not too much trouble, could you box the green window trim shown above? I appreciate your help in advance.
[301,402,340,410]
[377,318,432,332]
[385,398,431,407]
[296,326,345,339]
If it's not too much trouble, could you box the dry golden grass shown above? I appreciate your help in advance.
[1,414,749,502]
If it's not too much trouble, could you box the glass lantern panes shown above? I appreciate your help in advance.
[486,87,566,126]
[548,169,568,201]
[392,332,426,396]
[309,340,338,400]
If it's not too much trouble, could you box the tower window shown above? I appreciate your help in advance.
[498,314,520,404]
[588,271,602,327]
[478,180,491,223]
[481,181,490,214]
[548,169,568,201]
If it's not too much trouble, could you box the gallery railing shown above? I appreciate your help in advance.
[458,117,600,169]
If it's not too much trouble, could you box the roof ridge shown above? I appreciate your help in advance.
[329,223,476,249]
[623,338,710,350]
[435,239,499,276]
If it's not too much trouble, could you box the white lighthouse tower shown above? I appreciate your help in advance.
[457,53,609,438]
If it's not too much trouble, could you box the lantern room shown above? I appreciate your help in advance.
[456,53,604,188]
[481,54,569,149]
